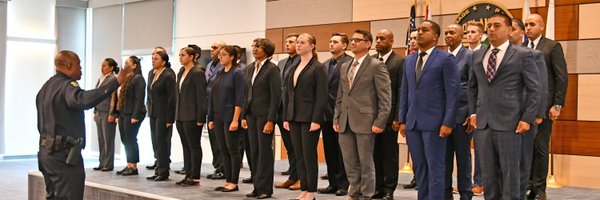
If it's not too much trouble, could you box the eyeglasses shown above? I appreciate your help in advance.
[349,38,369,43]
[251,45,263,50]
[218,53,230,58]
[210,46,219,50]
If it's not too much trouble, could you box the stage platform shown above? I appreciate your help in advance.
[27,161,599,200]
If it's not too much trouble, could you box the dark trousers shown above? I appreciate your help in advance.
[118,115,142,163]
[209,127,224,173]
[374,125,399,195]
[477,128,521,200]
[530,119,553,194]
[473,130,483,187]
[214,118,243,184]
[247,114,274,195]
[406,128,447,200]
[242,128,254,178]
[38,147,85,200]
[321,120,349,190]
[95,111,116,169]
[521,125,537,200]
[176,121,203,179]
[444,123,473,200]
[277,120,298,181]
[150,117,173,177]
[290,122,320,192]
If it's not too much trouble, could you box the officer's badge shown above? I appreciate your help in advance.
[70,81,79,87]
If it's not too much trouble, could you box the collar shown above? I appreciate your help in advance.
[530,36,542,48]
[448,44,463,56]
[354,53,368,66]
[153,67,165,75]
[490,40,510,53]
[378,49,393,62]
[418,46,435,56]
[470,43,482,51]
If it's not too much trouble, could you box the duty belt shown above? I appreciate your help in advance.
[39,135,83,151]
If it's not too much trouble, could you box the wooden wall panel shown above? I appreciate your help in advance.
[266,28,284,54]
[266,0,352,29]
[509,5,577,41]
[559,74,578,120]
[560,40,600,74]
[553,121,600,156]
[579,3,600,39]
[283,22,370,52]
[577,74,600,121]
[556,0,600,6]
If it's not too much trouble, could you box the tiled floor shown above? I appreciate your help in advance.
[6,157,600,200]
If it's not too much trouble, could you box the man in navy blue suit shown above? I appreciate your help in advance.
[398,20,460,200]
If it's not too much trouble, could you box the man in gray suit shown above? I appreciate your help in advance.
[333,29,391,200]
[468,13,541,200]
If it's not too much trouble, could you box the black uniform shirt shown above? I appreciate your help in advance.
[36,73,119,145]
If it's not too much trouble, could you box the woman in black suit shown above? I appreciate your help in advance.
[283,33,328,200]
[145,51,176,181]
[175,47,207,186]
[208,46,246,192]
[241,38,281,199]
[116,55,146,176]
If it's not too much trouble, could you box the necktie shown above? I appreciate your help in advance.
[252,61,261,85]
[530,42,535,49]
[348,61,359,88]
[416,52,427,82]
[328,59,337,76]
[486,48,500,82]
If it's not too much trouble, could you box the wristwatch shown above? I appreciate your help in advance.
[554,105,562,112]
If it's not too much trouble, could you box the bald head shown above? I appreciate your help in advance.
[55,50,82,80]
[525,14,545,40]
[210,40,227,59]
[375,29,394,54]
[444,24,463,51]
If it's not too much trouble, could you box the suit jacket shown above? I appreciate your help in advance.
[468,44,541,131]
[205,59,223,94]
[283,57,328,124]
[176,64,208,123]
[374,51,405,124]
[119,74,146,119]
[398,47,460,130]
[530,50,549,118]
[523,36,568,109]
[277,55,300,121]
[323,53,353,121]
[243,60,282,122]
[208,67,246,122]
[94,73,117,115]
[147,68,177,123]
[452,46,473,124]
[333,55,391,134]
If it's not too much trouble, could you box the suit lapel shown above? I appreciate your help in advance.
[474,47,488,85]
[416,48,438,86]
[535,36,546,51]
[349,55,370,92]
[491,44,516,84]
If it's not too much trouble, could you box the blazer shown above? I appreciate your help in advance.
[277,55,301,120]
[94,73,117,115]
[205,59,224,94]
[374,51,405,124]
[526,49,549,119]
[468,44,541,131]
[398,47,460,131]
[452,46,473,124]
[208,67,246,122]
[283,57,328,124]
[119,74,146,119]
[147,67,177,123]
[243,60,281,122]
[333,55,391,134]
[176,64,208,123]
[323,53,353,121]
[523,36,568,109]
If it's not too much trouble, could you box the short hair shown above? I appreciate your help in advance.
[253,38,275,57]
[423,20,441,38]
[511,18,525,31]
[187,44,201,55]
[490,13,512,27]
[354,29,373,43]
[104,58,119,74]
[332,32,350,46]
[54,50,78,67]
[285,33,300,40]
[467,21,485,34]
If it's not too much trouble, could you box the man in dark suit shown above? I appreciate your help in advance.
[372,29,404,200]
[443,24,474,200]
[334,29,391,200]
[206,40,227,180]
[510,17,549,200]
[398,20,460,200]
[524,13,569,200]
[317,32,352,197]
[274,33,301,190]
[468,13,541,200]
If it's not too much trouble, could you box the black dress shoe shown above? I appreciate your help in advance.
[317,186,336,194]
[180,179,199,187]
[116,167,128,175]
[146,175,158,180]
[174,169,186,175]
[121,168,138,176]
[207,172,225,179]
[256,193,272,199]
[246,192,257,197]
[154,176,168,181]
[93,166,102,171]
[403,178,417,189]
[372,191,384,199]
[214,186,225,191]
[221,186,239,192]
[175,178,188,185]
[533,193,547,200]
[146,164,156,170]
[335,189,348,196]
[281,170,290,175]
[242,177,253,183]
[101,168,113,171]
[382,193,394,200]
[320,174,328,180]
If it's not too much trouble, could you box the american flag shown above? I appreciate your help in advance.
[405,0,417,54]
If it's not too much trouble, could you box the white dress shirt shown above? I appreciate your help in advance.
[483,40,510,73]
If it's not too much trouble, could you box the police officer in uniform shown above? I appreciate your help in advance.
[36,50,131,199]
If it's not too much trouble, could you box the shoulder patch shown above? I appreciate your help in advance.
[70,81,79,87]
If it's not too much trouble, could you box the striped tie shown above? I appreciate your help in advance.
[486,48,500,82]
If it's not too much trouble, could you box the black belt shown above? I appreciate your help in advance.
[39,135,83,151]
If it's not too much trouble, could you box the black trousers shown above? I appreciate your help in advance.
[321,120,349,190]
[374,125,400,195]
[38,147,85,200]
[241,128,253,178]
[247,114,274,195]
[290,122,320,192]
[150,117,173,177]
[213,118,243,184]
[444,123,473,200]
[118,115,142,163]
[277,119,298,181]
[531,118,552,194]
[176,121,203,179]
[209,127,224,173]
[521,125,537,200]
